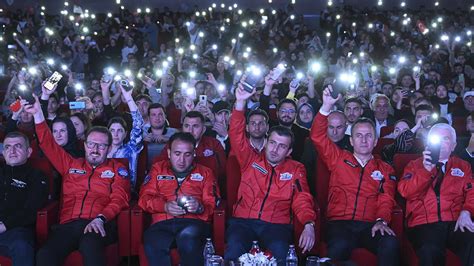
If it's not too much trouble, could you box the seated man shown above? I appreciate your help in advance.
[0,132,49,266]
[311,86,399,265]
[398,123,474,266]
[24,95,130,266]
[225,84,316,265]
[138,132,219,265]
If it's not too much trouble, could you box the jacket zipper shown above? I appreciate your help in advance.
[258,167,275,219]
[351,166,365,220]
[78,167,96,218]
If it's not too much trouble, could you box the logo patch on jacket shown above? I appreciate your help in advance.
[203,149,214,157]
[371,170,384,181]
[100,170,115,179]
[69,168,86,175]
[280,172,293,181]
[11,179,27,188]
[451,168,465,177]
[403,173,412,180]
[389,175,397,181]
[344,159,357,168]
[190,173,204,181]
[252,162,268,175]
[118,167,129,178]
[157,175,175,181]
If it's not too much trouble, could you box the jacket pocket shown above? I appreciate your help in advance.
[327,187,348,218]
[362,195,377,220]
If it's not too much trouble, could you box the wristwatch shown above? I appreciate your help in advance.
[96,215,107,223]
[375,218,387,226]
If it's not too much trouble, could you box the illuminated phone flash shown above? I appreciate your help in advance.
[186,87,194,96]
[429,134,440,145]
[218,84,225,92]
[311,62,321,72]
[454,36,461,42]
[328,1,333,6]
[437,17,443,22]
[435,1,439,6]
[390,31,395,37]
[178,48,184,54]
[389,67,396,75]
[28,67,38,75]
[400,2,406,7]
[61,64,68,71]
[377,0,382,6]
[440,34,449,41]
[19,84,27,91]
[46,58,55,65]
[107,13,112,18]
[124,69,132,77]
[467,30,472,36]
[273,47,278,53]
[74,83,83,90]
[368,23,374,29]
[398,56,406,64]
[155,69,163,77]
[352,58,358,64]
[296,72,304,80]
[290,15,295,20]
[198,32,204,38]
[371,65,377,72]
[413,66,420,72]
[326,32,331,38]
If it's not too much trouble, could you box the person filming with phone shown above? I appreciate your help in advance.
[398,123,474,266]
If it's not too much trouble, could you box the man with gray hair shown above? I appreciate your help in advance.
[398,123,474,266]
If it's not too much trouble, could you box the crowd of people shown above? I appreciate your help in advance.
[0,1,473,265]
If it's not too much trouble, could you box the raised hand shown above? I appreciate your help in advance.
[321,85,340,112]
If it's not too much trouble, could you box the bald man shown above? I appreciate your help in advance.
[301,111,352,196]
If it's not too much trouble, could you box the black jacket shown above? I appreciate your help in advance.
[0,162,49,229]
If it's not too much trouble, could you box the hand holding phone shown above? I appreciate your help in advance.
[69,101,86,110]
[44,71,63,91]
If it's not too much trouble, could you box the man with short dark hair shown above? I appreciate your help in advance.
[0,132,49,266]
[245,109,270,154]
[24,95,130,266]
[139,132,219,266]
[311,86,399,265]
[344,98,364,135]
[155,111,227,179]
[225,84,316,265]
[136,94,152,126]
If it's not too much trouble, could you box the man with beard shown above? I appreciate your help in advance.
[245,109,270,154]
[155,111,226,180]
[453,91,474,118]
[135,95,152,132]
[344,98,364,136]
[144,103,177,168]
[225,84,316,265]
[24,95,130,266]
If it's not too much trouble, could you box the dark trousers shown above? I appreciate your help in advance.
[408,221,474,266]
[224,218,293,266]
[36,219,117,266]
[326,220,400,266]
[0,227,35,266]
[143,218,210,266]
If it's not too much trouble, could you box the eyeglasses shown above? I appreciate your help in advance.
[279,108,296,114]
[85,141,109,150]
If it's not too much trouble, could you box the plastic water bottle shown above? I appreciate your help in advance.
[285,245,298,266]
[249,240,261,254]
[203,238,215,266]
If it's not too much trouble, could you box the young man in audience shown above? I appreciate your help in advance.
[344,98,364,136]
[138,132,219,266]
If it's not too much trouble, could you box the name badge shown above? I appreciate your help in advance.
[69,168,86,175]
[157,175,175,181]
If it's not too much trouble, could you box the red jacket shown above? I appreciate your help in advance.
[229,109,316,225]
[398,156,474,227]
[36,121,130,224]
[310,113,396,223]
[138,160,219,225]
[154,136,227,178]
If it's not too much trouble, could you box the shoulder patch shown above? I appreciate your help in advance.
[118,167,129,178]
[344,159,357,168]
[157,175,175,181]
[403,173,413,180]
[252,162,268,175]
[101,170,115,179]
[389,175,397,181]
[69,168,87,175]
[451,168,465,177]
[203,149,214,157]
[190,173,204,181]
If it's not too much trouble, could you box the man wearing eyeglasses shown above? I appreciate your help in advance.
[24,94,130,266]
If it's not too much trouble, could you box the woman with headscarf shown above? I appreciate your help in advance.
[296,103,315,129]
[50,116,84,158]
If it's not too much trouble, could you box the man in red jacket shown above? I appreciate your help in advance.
[139,132,219,265]
[311,86,399,265]
[398,123,474,266]
[225,84,316,265]
[154,111,227,179]
[24,95,130,266]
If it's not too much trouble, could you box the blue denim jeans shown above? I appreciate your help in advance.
[143,218,210,266]
[0,226,35,266]
[224,218,293,266]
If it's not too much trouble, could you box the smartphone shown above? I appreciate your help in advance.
[69,101,86,110]
[290,79,300,90]
[7,44,17,50]
[44,71,63,91]
[271,64,287,80]
[404,89,415,98]
[18,88,35,105]
[427,139,441,164]
[9,100,21,112]
[199,95,207,103]
[330,79,345,99]
[425,113,439,127]
[66,86,77,102]
[119,79,133,92]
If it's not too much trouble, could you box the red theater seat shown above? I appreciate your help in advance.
[373,138,394,155]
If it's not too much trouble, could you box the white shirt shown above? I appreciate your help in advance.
[375,119,387,138]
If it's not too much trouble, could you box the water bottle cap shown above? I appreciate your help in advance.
[206,238,211,241]
[289,245,295,248]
